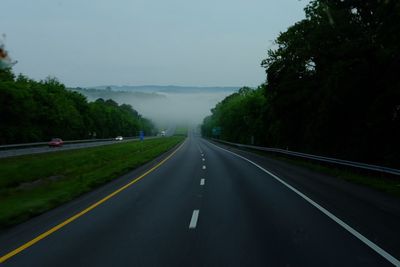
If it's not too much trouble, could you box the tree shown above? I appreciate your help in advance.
[203,0,400,167]
[0,69,155,144]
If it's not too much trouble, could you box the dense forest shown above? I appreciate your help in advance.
[0,69,155,144]
[202,0,400,168]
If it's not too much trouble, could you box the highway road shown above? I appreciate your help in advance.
[0,137,157,159]
[0,132,399,266]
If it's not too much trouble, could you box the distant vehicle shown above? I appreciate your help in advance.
[161,131,166,136]
[115,136,123,141]
[48,138,64,147]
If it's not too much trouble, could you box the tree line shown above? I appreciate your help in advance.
[202,0,400,168]
[0,69,155,144]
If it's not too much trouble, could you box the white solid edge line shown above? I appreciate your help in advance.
[200,179,205,186]
[189,210,200,229]
[206,140,400,266]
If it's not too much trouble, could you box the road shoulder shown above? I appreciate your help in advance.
[206,139,400,261]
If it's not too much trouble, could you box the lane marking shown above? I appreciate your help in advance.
[189,210,200,229]
[200,179,205,186]
[205,140,400,266]
[202,165,206,170]
[0,140,187,264]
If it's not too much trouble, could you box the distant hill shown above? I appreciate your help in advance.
[68,85,237,126]
[88,85,239,93]
[68,87,166,102]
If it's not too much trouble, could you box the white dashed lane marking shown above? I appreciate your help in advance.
[189,210,200,229]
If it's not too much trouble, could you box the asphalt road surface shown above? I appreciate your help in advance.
[1,132,399,266]
[0,137,157,159]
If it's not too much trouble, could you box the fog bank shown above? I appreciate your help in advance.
[74,87,237,126]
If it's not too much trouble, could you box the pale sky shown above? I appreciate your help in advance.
[1,0,310,87]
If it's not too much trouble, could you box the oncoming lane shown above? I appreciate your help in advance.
[0,137,159,159]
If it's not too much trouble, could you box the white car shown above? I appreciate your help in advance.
[160,131,166,136]
[115,136,123,141]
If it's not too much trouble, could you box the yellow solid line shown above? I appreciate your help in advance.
[0,140,186,263]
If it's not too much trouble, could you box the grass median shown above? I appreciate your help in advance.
[0,136,185,228]
[174,125,188,136]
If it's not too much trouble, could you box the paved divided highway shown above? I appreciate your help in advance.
[0,137,157,159]
[0,133,399,266]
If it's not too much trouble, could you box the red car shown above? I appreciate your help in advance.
[48,138,64,147]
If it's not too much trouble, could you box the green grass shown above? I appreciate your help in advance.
[0,136,185,228]
[246,149,400,198]
[174,125,188,136]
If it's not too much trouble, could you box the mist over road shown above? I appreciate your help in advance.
[1,132,398,266]
[75,87,236,126]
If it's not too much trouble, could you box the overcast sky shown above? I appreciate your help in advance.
[1,0,310,87]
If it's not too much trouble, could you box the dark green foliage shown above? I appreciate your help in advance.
[0,73,155,144]
[0,68,15,82]
[202,86,267,145]
[203,0,400,168]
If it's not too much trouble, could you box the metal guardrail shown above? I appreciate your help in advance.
[212,139,400,176]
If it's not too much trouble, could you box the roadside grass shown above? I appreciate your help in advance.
[0,136,185,228]
[174,126,188,136]
[245,149,400,198]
